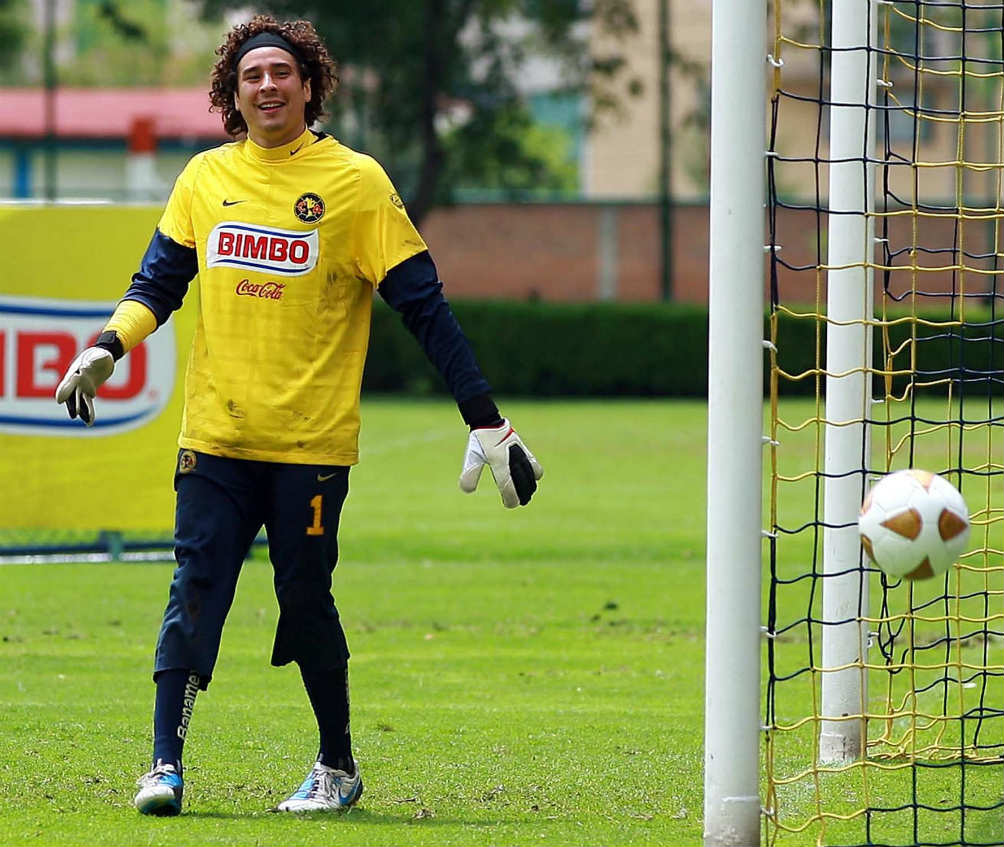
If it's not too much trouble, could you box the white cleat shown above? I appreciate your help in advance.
[277,761,363,812]
[134,760,183,816]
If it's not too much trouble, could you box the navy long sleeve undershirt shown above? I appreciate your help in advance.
[122,229,197,325]
[378,251,498,424]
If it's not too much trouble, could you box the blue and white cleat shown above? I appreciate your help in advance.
[134,760,183,816]
[276,761,363,812]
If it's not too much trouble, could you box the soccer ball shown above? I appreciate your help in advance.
[858,469,970,580]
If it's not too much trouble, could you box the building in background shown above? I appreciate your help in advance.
[0,0,235,199]
[3,0,710,204]
[585,0,709,202]
[0,87,226,200]
[0,1,713,302]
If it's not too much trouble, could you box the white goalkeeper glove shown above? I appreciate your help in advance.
[55,347,116,426]
[459,419,543,508]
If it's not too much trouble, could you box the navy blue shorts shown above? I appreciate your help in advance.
[154,449,350,689]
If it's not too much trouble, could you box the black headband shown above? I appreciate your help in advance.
[233,32,304,70]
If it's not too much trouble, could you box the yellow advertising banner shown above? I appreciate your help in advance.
[0,205,196,532]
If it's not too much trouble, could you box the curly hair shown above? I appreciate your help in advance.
[209,15,338,138]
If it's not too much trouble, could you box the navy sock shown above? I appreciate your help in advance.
[152,669,200,771]
[299,664,353,773]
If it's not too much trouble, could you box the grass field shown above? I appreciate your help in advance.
[3,397,1000,846]
[1,398,706,846]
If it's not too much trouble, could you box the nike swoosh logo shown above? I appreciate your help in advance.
[290,145,303,156]
[317,472,337,482]
[222,199,245,206]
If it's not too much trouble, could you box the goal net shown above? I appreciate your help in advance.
[765,0,1004,845]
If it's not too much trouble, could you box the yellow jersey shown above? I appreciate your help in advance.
[156,127,427,465]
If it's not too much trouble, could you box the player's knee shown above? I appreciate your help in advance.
[275,580,331,617]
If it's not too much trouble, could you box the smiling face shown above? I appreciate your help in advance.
[235,45,311,148]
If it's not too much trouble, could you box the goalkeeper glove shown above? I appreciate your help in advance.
[459,419,543,508]
[55,347,116,426]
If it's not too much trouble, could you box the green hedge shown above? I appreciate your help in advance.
[364,299,711,397]
[771,306,1002,398]
[363,300,1001,397]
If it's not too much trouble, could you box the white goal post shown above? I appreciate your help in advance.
[703,0,767,845]
[819,0,877,765]
[705,0,879,842]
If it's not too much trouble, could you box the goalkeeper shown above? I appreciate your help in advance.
[54,14,542,818]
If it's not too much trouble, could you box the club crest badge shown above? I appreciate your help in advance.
[179,450,197,474]
[294,192,325,223]
[389,193,404,209]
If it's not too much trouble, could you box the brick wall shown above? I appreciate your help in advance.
[420,202,711,303]
[423,202,1000,306]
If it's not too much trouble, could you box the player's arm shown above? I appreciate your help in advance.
[377,251,543,508]
[56,152,201,426]
[55,229,197,425]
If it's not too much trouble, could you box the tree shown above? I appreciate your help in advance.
[0,0,28,80]
[197,1,639,224]
[64,1,226,87]
[0,0,229,88]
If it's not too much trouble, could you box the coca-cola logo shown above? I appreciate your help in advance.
[235,279,285,300]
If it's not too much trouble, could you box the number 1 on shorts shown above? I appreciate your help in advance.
[307,494,325,536]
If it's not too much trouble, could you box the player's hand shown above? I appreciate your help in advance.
[459,419,543,508]
[55,347,115,426]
